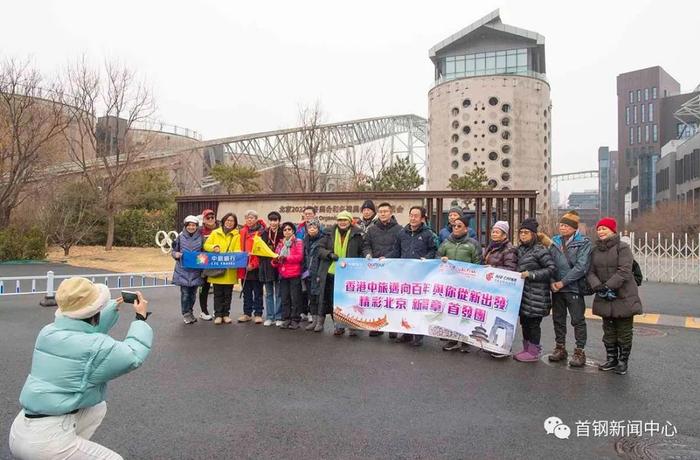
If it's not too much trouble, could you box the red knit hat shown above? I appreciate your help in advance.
[596,217,617,233]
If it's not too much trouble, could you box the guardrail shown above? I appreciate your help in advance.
[0,271,174,306]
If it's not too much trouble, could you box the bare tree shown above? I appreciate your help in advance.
[276,102,337,192]
[0,58,73,227]
[64,58,155,250]
[43,180,102,256]
[332,139,392,191]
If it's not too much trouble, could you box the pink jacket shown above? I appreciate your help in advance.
[273,237,304,279]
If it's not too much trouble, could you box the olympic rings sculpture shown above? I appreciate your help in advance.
[155,230,180,254]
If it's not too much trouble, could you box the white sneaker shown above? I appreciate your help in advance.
[199,313,213,321]
[263,319,273,326]
[275,320,284,327]
[300,313,307,322]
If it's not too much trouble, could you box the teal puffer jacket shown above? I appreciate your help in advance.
[19,301,153,416]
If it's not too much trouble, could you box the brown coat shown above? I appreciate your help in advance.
[587,234,643,318]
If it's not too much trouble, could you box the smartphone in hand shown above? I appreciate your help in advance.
[121,291,138,304]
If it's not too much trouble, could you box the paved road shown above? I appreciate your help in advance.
[1,268,699,459]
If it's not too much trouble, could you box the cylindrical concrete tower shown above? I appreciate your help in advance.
[427,9,552,213]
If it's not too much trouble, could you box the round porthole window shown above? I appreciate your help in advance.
[489,97,499,106]
[501,117,510,127]
[502,103,511,113]
[501,172,511,182]
[501,159,511,168]
[488,179,498,188]
[451,160,459,169]
[502,130,511,140]
[462,99,471,108]
[452,120,460,129]
[451,134,459,143]
[502,144,511,154]
[451,108,459,117]
[462,153,471,162]
[451,147,458,155]
[488,152,498,161]
[462,126,471,135]
[489,124,498,134]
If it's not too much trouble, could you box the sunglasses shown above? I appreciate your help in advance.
[205,215,215,219]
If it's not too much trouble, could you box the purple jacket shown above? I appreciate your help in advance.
[483,240,518,271]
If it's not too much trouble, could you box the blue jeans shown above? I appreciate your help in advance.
[265,280,282,321]
[180,286,198,315]
[242,279,264,317]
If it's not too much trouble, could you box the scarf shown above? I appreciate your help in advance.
[280,237,294,257]
[329,228,351,275]
[486,238,508,253]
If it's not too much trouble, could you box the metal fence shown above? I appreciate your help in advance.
[628,232,700,284]
[0,271,174,299]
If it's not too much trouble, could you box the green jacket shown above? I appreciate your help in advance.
[437,233,482,264]
[19,301,153,415]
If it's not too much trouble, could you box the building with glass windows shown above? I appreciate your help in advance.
[616,66,700,222]
[427,9,551,213]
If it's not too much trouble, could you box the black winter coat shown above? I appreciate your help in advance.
[317,225,364,313]
[303,232,324,296]
[362,216,402,258]
[587,234,643,318]
[387,223,437,259]
[517,237,557,318]
[258,227,283,283]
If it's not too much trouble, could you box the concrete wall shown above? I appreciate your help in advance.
[427,75,551,213]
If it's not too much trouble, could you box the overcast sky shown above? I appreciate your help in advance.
[3,0,699,183]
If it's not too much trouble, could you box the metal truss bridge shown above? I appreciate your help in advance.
[550,169,599,187]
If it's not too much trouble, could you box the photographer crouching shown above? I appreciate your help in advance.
[9,277,153,459]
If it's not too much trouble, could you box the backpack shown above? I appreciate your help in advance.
[632,259,643,286]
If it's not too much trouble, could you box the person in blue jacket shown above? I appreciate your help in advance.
[172,215,204,324]
[9,277,153,460]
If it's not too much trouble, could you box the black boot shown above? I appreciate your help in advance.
[598,343,618,372]
[614,344,630,375]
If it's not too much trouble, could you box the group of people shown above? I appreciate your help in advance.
[172,202,643,375]
[7,201,644,460]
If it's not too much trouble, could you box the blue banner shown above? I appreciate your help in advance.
[182,252,249,269]
[333,258,524,354]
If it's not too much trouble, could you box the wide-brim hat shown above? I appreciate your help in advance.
[55,277,111,320]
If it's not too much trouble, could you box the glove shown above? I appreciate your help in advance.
[365,254,372,260]
[330,253,339,261]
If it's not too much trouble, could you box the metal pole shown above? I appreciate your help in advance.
[40,271,57,307]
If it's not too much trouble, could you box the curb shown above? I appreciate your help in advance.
[584,308,700,330]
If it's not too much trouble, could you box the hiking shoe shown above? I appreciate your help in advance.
[442,340,461,351]
[214,317,223,325]
[300,313,307,322]
[238,314,252,323]
[263,319,274,327]
[614,360,628,375]
[183,313,197,324]
[222,316,233,324]
[199,312,213,321]
[569,348,586,367]
[548,343,568,362]
[254,316,263,324]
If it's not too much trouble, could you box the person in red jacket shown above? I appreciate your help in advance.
[238,210,266,324]
[273,222,305,329]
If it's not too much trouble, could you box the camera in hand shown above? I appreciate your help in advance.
[121,291,138,304]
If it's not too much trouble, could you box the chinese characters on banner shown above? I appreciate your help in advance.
[333,258,524,355]
[182,252,249,269]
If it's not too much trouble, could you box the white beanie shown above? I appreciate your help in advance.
[493,221,510,235]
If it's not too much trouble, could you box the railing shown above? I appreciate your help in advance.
[628,232,700,284]
[131,119,203,140]
[0,271,174,298]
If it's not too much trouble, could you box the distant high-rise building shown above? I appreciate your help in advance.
[427,9,551,213]
[616,67,700,223]
[598,146,619,218]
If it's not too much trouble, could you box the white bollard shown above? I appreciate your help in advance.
[39,271,57,307]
